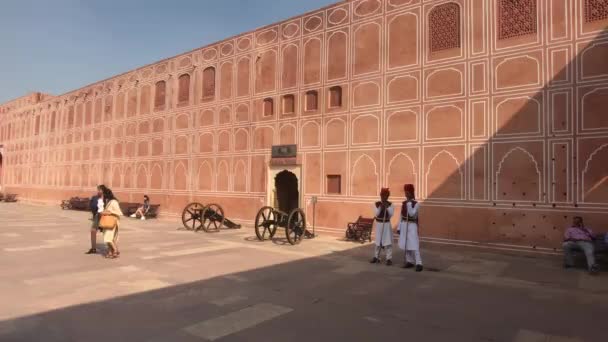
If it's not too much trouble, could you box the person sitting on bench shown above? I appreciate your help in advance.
[563,216,600,275]
[130,195,150,221]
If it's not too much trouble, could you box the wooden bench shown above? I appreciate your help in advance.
[4,193,18,202]
[60,197,90,211]
[345,216,374,243]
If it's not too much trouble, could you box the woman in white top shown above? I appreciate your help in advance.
[100,187,123,259]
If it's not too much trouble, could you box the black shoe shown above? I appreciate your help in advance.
[589,264,600,275]
[415,265,423,272]
[386,260,393,266]
[402,262,414,269]
[85,248,97,254]
[563,263,573,269]
[370,257,379,264]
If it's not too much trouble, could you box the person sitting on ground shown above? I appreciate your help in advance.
[563,216,599,275]
[130,195,150,220]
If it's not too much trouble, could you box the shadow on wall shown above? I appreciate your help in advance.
[421,27,608,249]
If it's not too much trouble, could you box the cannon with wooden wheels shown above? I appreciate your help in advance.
[181,202,241,232]
[254,206,311,245]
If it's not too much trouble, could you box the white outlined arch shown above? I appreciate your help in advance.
[325,117,347,147]
[386,152,418,190]
[353,21,382,76]
[351,114,380,145]
[253,126,275,150]
[197,160,214,191]
[350,153,379,196]
[495,147,541,202]
[174,135,190,155]
[279,123,298,145]
[199,132,215,153]
[352,81,381,108]
[300,120,321,148]
[218,130,231,152]
[386,109,418,143]
[281,43,300,89]
[387,12,419,69]
[233,159,248,192]
[217,159,231,191]
[425,67,464,99]
[175,113,190,130]
[425,104,463,141]
[173,161,188,190]
[150,163,163,189]
[136,163,149,189]
[327,30,348,81]
[581,87,608,131]
[425,150,464,200]
[234,128,250,151]
[582,143,608,203]
[580,41,608,80]
[387,75,419,104]
[303,36,322,85]
[495,55,541,90]
[495,96,541,136]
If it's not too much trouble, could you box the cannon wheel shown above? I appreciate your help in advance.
[182,202,204,231]
[200,203,225,233]
[286,208,307,245]
[254,206,278,241]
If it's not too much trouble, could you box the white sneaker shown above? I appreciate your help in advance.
[130,214,136,218]
[140,216,146,221]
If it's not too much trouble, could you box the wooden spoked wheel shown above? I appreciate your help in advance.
[286,208,307,245]
[181,202,204,231]
[254,206,278,241]
[200,203,225,233]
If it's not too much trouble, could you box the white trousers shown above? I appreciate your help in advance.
[374,245,393,260]
[405,250,422,265]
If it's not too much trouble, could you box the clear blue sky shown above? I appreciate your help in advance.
[0,0,336,103]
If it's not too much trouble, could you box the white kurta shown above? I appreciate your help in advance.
[374,204,394,247]
[398,201,420,251]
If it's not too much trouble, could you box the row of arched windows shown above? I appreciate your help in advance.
[261,86,342,117]
[153,66,215,110]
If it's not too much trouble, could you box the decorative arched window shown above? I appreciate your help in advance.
[329,86,342,108]
[585,0,608,22]
[429,2,460,52]
[202,67,216,99]
[178,74,190,104]
[263,98,274,117]
[498,0,537,40]
[154,81,166,110]
[305,90,318,111]
[282,94,295,114]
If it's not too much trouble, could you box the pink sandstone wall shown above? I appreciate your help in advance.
[1,0,608,250]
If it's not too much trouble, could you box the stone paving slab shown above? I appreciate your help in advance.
[0,203,607,341]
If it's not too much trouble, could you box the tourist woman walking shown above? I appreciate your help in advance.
[100,187,123,258]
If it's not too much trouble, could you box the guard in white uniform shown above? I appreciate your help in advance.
[370,188,394,266]
[398,184,423,272]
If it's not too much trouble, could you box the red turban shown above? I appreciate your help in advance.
[404,184,415,193]
[380,188,390,197]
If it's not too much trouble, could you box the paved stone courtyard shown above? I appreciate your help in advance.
[0,203,607,342]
